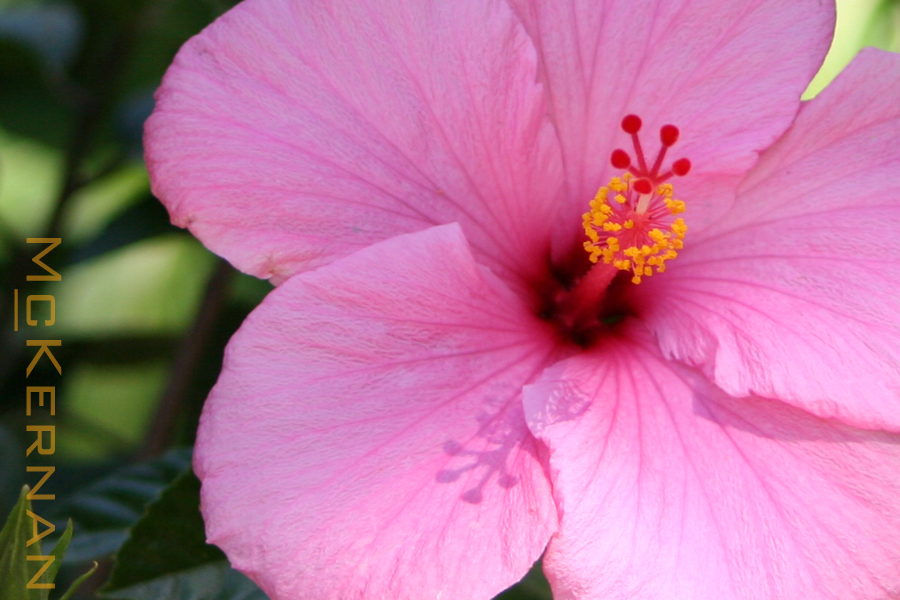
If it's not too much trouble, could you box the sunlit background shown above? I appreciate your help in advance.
[0,0,898,598]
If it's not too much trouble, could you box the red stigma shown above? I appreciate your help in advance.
[633,178,652,195]
[672,158,691,176]
[621,114,642,134]
[660,125,679,147]
[610,149,631,169]
[609,114,691,187]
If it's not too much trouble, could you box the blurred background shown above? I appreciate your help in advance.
[0,0,897,598]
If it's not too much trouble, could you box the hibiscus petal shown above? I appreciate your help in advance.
[194,224,559,600]
[643,49,900,431]
[523,328,900,600]
[505,0,834,253]
[146,0,564,285]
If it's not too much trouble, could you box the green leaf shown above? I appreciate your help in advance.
[0,486,37,600]
[102,560,268,600]
[0,486,78,600]
[101,467,270,600]
[47,448,191,563]
[493,560,553,600]
[44,519,73,587]
[58,560,98,600]
[103,468,225,592]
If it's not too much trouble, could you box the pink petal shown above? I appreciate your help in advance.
[523,327,900,600]
[642,49,900,431]
[194,224,559,600]
[146,0,563,285]
[506,0,834,258]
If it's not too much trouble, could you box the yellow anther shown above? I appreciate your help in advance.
[665,198,686,214]
[583,175,688,285]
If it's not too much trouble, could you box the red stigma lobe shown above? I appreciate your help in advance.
[621,114,642,134]
[672,158,691,176]
[611,149,631,169]
[659,124,679,147]
[632,179,652,195]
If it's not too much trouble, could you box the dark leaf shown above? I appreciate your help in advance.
[102,561,269,600]
[493,560,553,600]
[103,467,225,592]
[47,448,191,564]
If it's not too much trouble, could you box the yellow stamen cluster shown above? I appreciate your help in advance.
[582,176,687,284]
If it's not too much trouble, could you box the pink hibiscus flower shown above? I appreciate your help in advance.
[145,0,900,598]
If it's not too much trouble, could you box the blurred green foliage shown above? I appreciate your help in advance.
[0,0,896,597]
[0,485,97,600]
[805,0,900,97]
